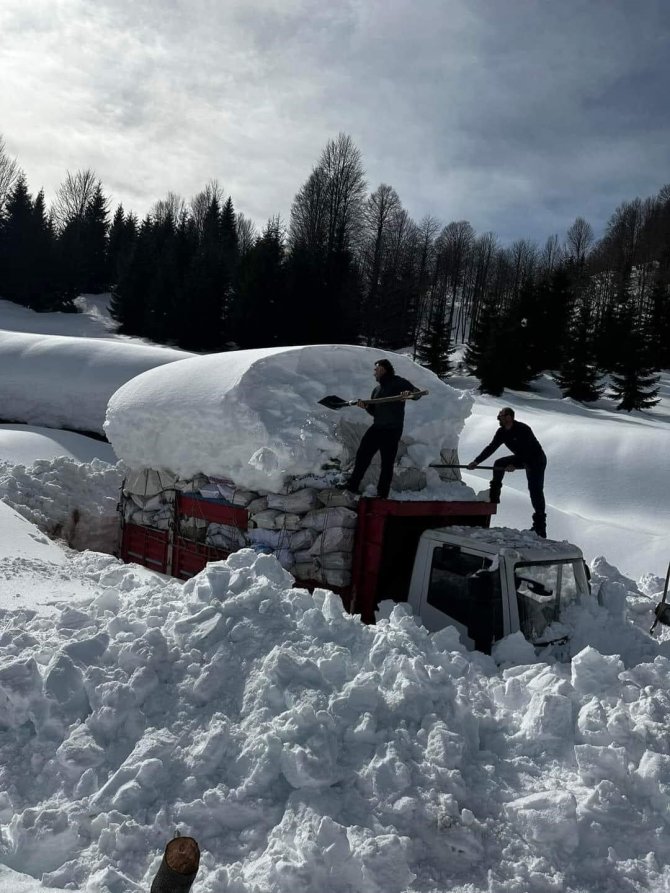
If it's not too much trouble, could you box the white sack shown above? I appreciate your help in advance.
[267,489,319,513]
[301,507,358,531]
[125,468,177,498]
[310,527,356,555]
[293,561,320,580]
[250,509,282,529]
[290,529,316,552]
[314,551,353,570]
[313,567,352,588]
[206,523,248,551]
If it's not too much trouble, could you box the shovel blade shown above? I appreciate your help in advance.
[654,602,670,627]
[318,395,351,410]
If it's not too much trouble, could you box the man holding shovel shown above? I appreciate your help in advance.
[467,407,547,537]
[343,359,423,499]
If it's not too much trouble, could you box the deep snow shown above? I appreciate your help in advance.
[104,344,472,491]
[1,297,670,892]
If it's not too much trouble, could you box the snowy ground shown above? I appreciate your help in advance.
[1,298,670,892]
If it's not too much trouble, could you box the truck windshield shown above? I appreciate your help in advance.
[514,560,579,642]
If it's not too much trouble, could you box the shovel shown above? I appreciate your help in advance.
[319,390,429,410]
[650,560,670,634]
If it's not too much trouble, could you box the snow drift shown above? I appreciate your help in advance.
[105,345,473,490]
[0,330,192,435]
[1,545,669,893]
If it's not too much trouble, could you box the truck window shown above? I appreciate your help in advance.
[427,548,492,626]
[515,561,579,642]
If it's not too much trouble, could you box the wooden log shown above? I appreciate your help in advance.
[150,836,200,893]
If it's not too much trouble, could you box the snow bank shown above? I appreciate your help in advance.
[0,330,192,434]
[0,457,123,553]
[105,345,473,490]
[1,547,670,892]
[0,424,116,466]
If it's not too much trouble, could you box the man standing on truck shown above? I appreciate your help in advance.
[343,359,422,499]
[467,407,547,537]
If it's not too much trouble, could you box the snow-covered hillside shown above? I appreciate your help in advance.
[1,297,670,893]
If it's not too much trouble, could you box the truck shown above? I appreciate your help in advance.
[119,486,591,656]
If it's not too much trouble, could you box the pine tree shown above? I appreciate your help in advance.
[107,205,138,288]
[608,302,660,411]
[555,299,603,402]
[178,197,226,350]
[110,218,155,336]
[30,189,60,310]
[523,266,574,377]
[232,217,288,347]
[648,277,670,370]
[415,293,453,377]
[220,196,239,341]
[80,184,109,292]
[0,176,60,309]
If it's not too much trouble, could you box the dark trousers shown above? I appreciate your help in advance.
[492,454,546,515]
[349,426,402,498]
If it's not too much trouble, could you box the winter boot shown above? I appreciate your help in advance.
[531,512,547,538]
[488,480,501,505]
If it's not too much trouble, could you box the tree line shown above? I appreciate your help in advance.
[1,132,668,411]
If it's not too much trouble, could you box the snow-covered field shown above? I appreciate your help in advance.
[1,297,670,893]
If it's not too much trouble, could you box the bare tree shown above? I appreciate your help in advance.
[540,233,562,272]
[236,211,259,256]
[319,133,366,254]
[508,238,538,302]
[411,215,440,354]
[360,184,402,341]
[152,191,186,224]
[52,169,99,229]
[289,166,329,251]
[190,179,225,234]
[0,134,21,214]
[565,216,594,264]
[290,133,366,254]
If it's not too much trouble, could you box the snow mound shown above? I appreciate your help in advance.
[0,457,123,553]
[105,345,473,490]
[0,330,192,434]
[2,549,670,892]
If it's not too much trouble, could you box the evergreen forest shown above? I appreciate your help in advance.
[1,133,668,412]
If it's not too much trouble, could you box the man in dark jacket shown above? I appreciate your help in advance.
[345,359,422,499]
[467,407,547,537]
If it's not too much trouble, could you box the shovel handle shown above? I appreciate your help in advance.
[362,389,429,405]
[429,463,496,470]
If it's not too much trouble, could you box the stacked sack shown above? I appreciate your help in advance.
[195,477,359,587]
[122,469,360,589]
[122,468,176,530]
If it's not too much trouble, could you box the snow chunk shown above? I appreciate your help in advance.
[504,790,579,852]
[105,345,473,490]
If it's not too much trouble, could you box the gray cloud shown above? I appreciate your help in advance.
[0,0,668,245]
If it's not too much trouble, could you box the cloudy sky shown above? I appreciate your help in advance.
[1,0,668,244]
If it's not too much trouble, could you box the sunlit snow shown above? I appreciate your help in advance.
[1,297,670,893]
[105,344,472,490]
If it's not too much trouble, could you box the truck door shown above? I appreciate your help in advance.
[416,545,503,651]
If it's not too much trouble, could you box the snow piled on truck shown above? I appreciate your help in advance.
[104,345,473,490]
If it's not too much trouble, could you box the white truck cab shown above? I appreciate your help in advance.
[407,526,590,654]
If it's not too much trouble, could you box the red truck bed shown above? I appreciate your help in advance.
[119,492,496,619]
